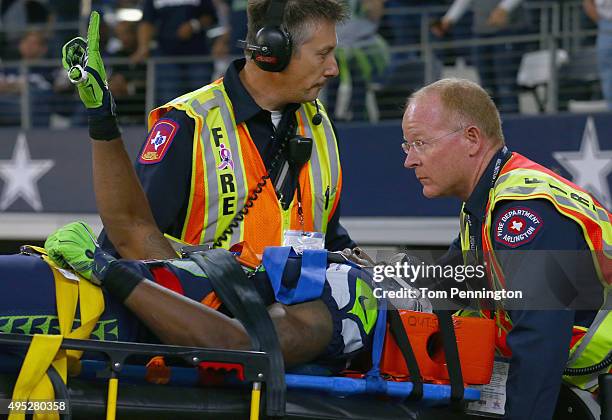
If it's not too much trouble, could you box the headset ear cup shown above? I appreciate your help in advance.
[253,26,292,72]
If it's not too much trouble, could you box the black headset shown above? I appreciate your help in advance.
[237,0,323,125]
[238,0,292,73]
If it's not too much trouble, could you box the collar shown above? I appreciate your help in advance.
[464,146,511,220]
[223,58,262,124]
[223,58,301,124]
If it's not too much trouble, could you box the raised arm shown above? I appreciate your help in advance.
[62,11,175,259]
[45,222,334,367]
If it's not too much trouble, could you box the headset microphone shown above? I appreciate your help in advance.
[311,100,322,126]
[236,40,269,55]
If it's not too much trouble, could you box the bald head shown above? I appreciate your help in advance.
[402,78,506,202]
[407,78,505,146]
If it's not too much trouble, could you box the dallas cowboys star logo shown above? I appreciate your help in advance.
[553,117,612,208]
[0,133,54,211]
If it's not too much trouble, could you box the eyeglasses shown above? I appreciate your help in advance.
[401,126,464,155]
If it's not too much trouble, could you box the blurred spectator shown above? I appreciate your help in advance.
[333,0,389,121]
[584,0,612,110]
[108,20,147,124]
[381,0,432,52]
[47,0,81,56]
[0,30,52,126]
[131,0,219,105]
[0,0,50,59]
[209,0,231,79]
[228,0,247,52]
[432,0,531,113]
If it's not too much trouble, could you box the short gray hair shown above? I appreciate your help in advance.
[246,0,348,53]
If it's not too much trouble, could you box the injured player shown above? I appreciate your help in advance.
[1,222,378,371]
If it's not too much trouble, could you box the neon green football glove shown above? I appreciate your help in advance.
[61,11,120,140]
[45,221,98,280]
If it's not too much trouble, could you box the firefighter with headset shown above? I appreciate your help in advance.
[403,78,611,419]
[60,0,356,263]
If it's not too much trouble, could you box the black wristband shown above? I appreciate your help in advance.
[104,261,143,303]
[88,115,121,141]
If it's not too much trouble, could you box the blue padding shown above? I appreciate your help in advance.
[76,360,479,402]
[262,246,291,303]
[262,247,326,305]
[292,249,327,303]
[285,374,481,402]
[367,298,388,376]
[365,376,387,395]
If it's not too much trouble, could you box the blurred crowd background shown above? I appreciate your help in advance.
[0,0,603,129]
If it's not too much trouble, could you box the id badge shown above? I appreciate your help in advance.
[465,358,509,417]
[283,230,325,253]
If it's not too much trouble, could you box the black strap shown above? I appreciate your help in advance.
[188,249,286,418]
[47,364,71,420]
[434,309,465,410]
[388,307,423,401]
[601,374,612,420]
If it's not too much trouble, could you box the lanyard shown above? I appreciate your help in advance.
[296,181,305,231]
[464,146,510,254]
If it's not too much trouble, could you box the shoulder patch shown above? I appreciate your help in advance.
[493,206,543,248]
[139,119,179,164]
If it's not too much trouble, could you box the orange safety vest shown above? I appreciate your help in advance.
[460,152,612,389]
[148,79,342,255]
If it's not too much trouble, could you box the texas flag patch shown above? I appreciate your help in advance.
[494,206,543,248]
[139,119,179,164]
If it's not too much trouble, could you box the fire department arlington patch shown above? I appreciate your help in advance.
[494,206,543,248]
[139,119,179,164]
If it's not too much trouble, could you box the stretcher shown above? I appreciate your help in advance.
[0,332,603,420]
[0,249,606,419]
[0,332,481,420]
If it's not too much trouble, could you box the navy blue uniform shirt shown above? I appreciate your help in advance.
[446,147,601,420]
[101,59,355,253]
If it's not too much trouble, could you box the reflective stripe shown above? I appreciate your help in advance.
[567,308,611,365]
[564,305,612,389]
[296,102,340,232]
[497,165,612,230]
[298,107,323,231]
[495,164,612,263]
[460,152,612,368]
[498,183,601,223]
[151,83,341,254]
[460,205,470,253]
[319,104,341,223]
[212,89,248,247]
[191,97,220,244]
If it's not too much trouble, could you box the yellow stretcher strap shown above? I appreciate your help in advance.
[8,335,62,420]
[106,377,119,420]
[9,253,105,420]
[250,381,261,420]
